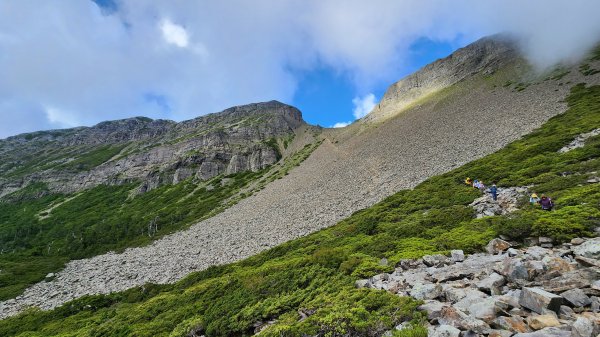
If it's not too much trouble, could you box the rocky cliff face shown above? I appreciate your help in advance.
[364,35,519,123]
[0,100,305,197]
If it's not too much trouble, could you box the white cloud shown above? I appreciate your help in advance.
[1,1,600,138]
[352,93,377,119]
[331,121,351,128]
[160,19,189,48]
[45,106,80,128]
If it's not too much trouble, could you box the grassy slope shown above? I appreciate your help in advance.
[0,81,598,336]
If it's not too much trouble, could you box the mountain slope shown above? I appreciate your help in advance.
[1,67,599,337]
[2,36,600,320]
[0,101,313,301]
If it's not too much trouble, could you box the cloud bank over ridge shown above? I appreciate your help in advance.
[1,0,599,138]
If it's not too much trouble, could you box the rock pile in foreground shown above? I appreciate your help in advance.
[358,237,600,336]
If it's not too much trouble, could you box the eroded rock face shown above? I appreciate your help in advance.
[0,100,306,196]
[365,35,519,123]
[361,237,600,336]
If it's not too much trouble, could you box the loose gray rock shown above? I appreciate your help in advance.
[525,314,560,330]
[591,297,600,313]
[571,316,598,337]
[486,238,511,254]
[437,306,490,334]
[542,268,600,292]
[519,287,562,314]
[572,238,600,259]
[423,254,451,267]
[467,297,503,323]
[476,272,506,295]
[488,330,513,337]
[450,250,465,263]
[410,283,443,300]
[492,315,531,333]
[418,300,449,321]
[559,305,576,319]
[512,327,572,337]
[428,324,461,337]
[561,288,592,307]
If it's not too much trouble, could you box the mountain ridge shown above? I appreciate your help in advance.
[0,100,306,197]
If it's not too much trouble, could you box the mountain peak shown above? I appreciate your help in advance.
[364,35,519,123]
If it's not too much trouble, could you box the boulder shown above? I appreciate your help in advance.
[541,256,575,275]
[572,238,600,259]
[541,268,600,292]
[572,316,599,337]
[488,330,513,337]
[591,296,600,313]
[398,258,423,270]
[450,250,465,263]
[491,315,531,333]
[444,286,468,303]
[519,287,562,314]
[512,327,572,337]
[453,289,489,313]
[559,305,576,319]
[487,238,511,254]
[496,290,521,309]
[423,254,451,267]
[468,297,503,323]
[561,288,592,307]
[525,246,551,260]
[525,314,560,330]
[507,248,521,257]
[410,283,443,300]
[355,279,370,288]
[418,300,448,321]
[476,272,506,295]
[498,258,542,283]
[437,306,490,334]
[575,255,600,268]
[571,238,585,245]
[428,324,461,337]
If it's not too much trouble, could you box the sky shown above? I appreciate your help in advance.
[1,1,600,138]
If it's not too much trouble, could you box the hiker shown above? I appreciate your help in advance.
[473,179,480,189]
[530,193,540,204]
[465,177,473,186]
[490,183,498,201]
[475,180,486,191]
[539,194,554,211]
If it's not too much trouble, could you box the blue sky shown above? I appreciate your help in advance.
[1,1,599,138]
[293,37,461,127]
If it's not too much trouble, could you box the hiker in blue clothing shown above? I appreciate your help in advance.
[490,183,498,201]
